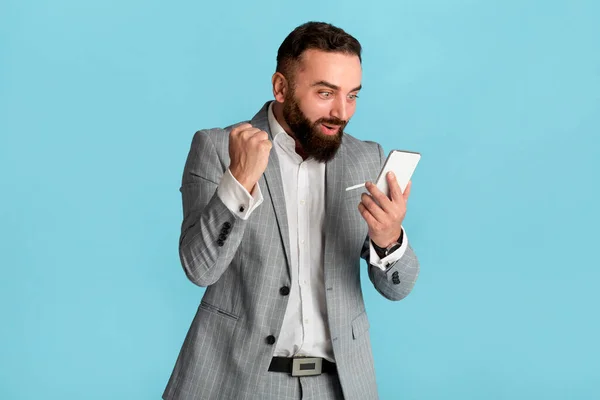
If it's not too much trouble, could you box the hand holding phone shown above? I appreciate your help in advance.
[346,150,421,197]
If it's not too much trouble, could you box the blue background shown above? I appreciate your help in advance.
[1,0,599,399]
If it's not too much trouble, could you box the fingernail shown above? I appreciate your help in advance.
[388,172,395,178]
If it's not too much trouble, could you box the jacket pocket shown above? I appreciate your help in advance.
[351,310,370,339]
[199,301,240,321]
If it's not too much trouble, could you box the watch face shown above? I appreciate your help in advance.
[386,243,401,255]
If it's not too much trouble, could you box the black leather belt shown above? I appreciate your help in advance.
[269,357,337,376]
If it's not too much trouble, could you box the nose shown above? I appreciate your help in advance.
[330,96,348,122]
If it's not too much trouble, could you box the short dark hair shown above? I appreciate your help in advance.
[276,22,362,80]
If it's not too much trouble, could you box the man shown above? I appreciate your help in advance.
[164,21,420,400]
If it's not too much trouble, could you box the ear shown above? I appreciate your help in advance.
[272,72,288,103]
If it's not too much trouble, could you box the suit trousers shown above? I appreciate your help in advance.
[259,370,344,400]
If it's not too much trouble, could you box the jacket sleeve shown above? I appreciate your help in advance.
[178,130,249,287]
[361,143,420,300]
[362,238,420,301]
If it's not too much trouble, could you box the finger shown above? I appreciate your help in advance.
[251,130,269,142]
[403,181,412,202]
[240,128,262,140]
[365,181,393,212]
[358,202,380,229]
[259,140,273,152]
[361,192,387,223]
[387,172,403,203]
[231,123,252,135]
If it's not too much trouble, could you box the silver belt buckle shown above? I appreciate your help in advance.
[291,357,322,377]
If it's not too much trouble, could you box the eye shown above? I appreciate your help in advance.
[348,93,360,101]
[319,91,333,98]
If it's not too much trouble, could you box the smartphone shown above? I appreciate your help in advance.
[375,150,421,197]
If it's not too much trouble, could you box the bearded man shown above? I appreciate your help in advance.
[163,21,420,400]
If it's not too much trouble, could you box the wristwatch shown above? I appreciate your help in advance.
[372,241,401,258]
[372,230,404,258]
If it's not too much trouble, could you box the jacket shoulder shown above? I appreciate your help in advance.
[341,132,384,165]
[182,120,250,185]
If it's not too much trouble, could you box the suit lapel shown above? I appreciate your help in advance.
[250,102,292,275]
[323,144,346,270]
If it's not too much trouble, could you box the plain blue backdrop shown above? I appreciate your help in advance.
[1,0,599,399]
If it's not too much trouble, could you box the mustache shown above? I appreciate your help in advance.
[316,117,347,127]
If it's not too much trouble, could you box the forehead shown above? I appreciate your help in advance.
[294,49,362,90]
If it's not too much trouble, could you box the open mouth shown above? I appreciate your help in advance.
[320,123,340,136]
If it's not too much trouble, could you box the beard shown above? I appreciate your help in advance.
[282,92,347,163]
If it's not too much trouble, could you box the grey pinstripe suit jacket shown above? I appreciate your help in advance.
[163,102,420,400]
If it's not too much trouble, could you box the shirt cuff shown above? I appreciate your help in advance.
[369,227,408,271]
[217,169,263,220]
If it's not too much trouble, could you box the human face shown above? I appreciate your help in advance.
[280,50,362,162]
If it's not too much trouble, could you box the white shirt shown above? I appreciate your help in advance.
[216,102,408,362]
[268,104,333,360]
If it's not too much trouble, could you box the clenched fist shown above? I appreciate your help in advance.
[228,123,272,193]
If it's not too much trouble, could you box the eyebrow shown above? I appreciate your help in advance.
[312,80,362,93]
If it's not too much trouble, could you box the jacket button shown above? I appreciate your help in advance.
[266,335,276,345]
[217,239,224,247]
[279,286,290,296]
[223,222,231,229]
[218,233,227,241]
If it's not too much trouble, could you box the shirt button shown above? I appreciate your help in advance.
[279,286,290,296]
[300,240,305,244]
[304,319,309,324]
[238,205,245,213]
[266,335,276,345]
[300,200,305,205]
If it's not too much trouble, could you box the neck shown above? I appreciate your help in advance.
[272,101,308,160]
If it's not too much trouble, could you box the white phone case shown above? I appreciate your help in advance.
[375,150,421,196]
